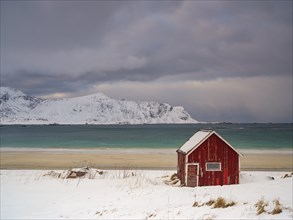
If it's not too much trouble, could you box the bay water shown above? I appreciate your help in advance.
[0,124,292,150]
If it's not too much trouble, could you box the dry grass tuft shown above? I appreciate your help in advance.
[192,201,204,207]
[271,199,282,215]
[226,201,237,207]
[213,197,226,208]
[170,173,178,181]
[213,197,236,208]
[193,197,236,209]
[171,179,179,185]
[205,199,216,206]
[164,173,180,186]
[255,197,268,215]
[282,173,293,178]
[148,213,156,218]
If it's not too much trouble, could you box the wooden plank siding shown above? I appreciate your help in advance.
[177,152,186,185]
[178,133,240,187]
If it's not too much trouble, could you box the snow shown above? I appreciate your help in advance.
[0,87,198,124]
[1,169,292,219]
[0,87,26,97]
[179,130,212,153]
[178,130,242,156]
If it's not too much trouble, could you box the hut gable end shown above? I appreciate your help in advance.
[178,130,242,157]
[177,130,242,187]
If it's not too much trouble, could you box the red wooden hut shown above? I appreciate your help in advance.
[177,130,242,187]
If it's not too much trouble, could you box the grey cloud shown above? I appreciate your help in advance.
[1,1,291,82]
[1,1,123,50]
[2,71,86,96]
[1,1,292,122]
[94,76,292,123]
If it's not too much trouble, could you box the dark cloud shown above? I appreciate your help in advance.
[1,1,292,122]
[2,1,292,78]
[1,71,87,96]
[1,1,123,50]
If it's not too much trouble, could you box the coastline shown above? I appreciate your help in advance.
[1,147,292,154]
[1,147,292,171]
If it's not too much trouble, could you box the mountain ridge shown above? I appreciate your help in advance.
[0,87,198,125]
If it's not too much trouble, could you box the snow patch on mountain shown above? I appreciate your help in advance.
[0,87,198,124]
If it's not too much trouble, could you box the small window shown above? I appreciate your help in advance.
[206,162,221,171]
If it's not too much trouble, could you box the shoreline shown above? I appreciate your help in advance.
[1,147,292,154]
[1,148,292,171]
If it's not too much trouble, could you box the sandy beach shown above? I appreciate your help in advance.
[1,148,292,171]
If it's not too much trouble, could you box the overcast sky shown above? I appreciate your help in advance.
[1,1,292,123]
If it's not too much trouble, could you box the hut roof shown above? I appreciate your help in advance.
[177,130,243,156]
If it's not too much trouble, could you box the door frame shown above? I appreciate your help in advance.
[185,163,199,187]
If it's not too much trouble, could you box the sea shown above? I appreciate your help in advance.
[0,123,292,151]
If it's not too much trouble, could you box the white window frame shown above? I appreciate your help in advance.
[206,162,221,171]
[185,163,200,187]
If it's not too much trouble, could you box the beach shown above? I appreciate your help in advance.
[1,148,292,171]
[1,148,292,219]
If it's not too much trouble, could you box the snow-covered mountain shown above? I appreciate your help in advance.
[0,87,198,124]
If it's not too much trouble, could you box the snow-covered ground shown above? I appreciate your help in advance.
[1,169,292,219]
